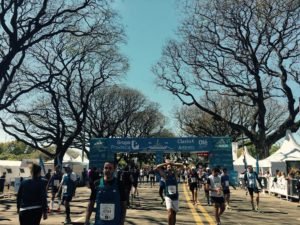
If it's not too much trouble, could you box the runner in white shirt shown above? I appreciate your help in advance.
[206,167,225,225]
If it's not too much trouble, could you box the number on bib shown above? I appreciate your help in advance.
[100,203,115,221]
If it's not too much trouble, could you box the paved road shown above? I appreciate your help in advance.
[1,183,299,225]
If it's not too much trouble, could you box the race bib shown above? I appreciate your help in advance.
[191,177,196,183]
[168,185,177,194]
[54,180,59,187]
[249,179,254,186]
[149,174,154,178]
[225,181,229,187]
[62,185,68,194]
[100,204,115,221]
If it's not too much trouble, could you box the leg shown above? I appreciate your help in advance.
[214,205,220,224]
[65,200,71,223]
[167,209,176,225]
[256,192,260,209]
[84,200,95,225]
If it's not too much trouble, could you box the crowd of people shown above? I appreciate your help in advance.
[12,160,300,225]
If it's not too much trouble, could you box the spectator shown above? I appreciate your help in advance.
[0,172,6,193]
[17,164,48,225]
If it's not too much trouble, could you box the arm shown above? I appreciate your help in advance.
[16,182,23,214]
[155,163,168,178]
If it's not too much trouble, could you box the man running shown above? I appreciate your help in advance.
[244,165,262,211]
[57,164,77,224]
[206,167,225,225]
[221,168,231,209]
[94,161,127,225]
[158,166,166,205]
[156,160,183,225]
[84,167,100,225]
[188,168,199,205]
[47,165,63,212]
[149,167,156,188]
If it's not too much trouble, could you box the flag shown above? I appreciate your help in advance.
[56,154,62,168]
[39,156,46,176]
[243,147,247,169]
[256,155,259,174]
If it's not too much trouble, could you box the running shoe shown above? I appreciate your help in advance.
[64,218,71,224]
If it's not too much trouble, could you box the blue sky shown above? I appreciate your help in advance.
[113,0,182,128]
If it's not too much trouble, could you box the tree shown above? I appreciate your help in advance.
[153,0,300,158]
[0,18,128,165]
[0,0,113,111]
[77,85,167,158]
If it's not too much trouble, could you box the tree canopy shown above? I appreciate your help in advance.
[153,0,300,158]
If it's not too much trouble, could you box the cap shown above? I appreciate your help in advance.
[63,164,71,168]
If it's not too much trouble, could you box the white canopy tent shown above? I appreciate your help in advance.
[259,130,300,175]
[44,148,89,176]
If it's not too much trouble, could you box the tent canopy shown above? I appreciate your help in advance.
[233,146,256,166]
[259,130,300,168]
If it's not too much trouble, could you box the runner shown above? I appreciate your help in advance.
[156,160,183,225]
[206,167,225,225]
[17,164,48,225]
[47,165,63,212]
[57,164,77,224]
[244,165,262,211]
[158,166,166,205]
[221,168,231,209]
[94,161,127,225]
[119,165,133,209]
[188,167,199,205]
[201,167,211,206]
[84,167,100,225]
[149,167,156,188]
[131,166,139,199]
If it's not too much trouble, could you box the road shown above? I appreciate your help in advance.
[1,183,299,225]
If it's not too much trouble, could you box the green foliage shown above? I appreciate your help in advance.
[237,143,280,159]
[0,141,52,160]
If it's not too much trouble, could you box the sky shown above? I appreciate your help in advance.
[112,0,182,128]
[1,0,300,143]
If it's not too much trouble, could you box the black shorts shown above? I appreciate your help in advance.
[223,189,230,195]
[211,196,225,207]
[62,195,73,203]
[189,183,198,191]
[247,187,260,196]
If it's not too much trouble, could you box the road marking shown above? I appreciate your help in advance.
[74,216,84,222]
[182,183,204,224]
[195,200,215,225]
[270,207,280,212]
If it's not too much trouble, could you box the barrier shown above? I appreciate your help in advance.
[266,177,299,200]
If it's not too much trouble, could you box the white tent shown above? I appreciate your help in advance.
[233,146,257,173]
[44,149,88,177]
[259,130,300,174]
[0,160,30,185]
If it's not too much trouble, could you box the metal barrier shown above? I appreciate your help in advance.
[288,179,299,199]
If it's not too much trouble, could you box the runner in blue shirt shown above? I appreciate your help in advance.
[244,165,262,211]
